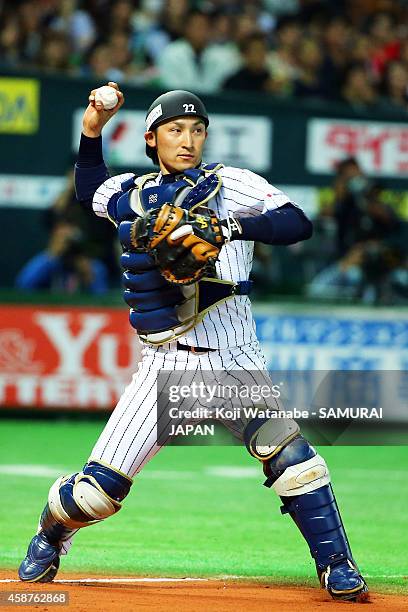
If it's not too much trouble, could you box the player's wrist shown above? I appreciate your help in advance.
[221,216,243,242]
[82,127,102,138]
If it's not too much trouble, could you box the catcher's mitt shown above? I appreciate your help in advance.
[131,204,225,284]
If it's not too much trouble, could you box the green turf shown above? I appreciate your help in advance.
[0,419,407,594]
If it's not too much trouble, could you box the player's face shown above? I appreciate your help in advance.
[145,117,207,174]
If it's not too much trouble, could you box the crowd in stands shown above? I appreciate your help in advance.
[305,157,408,304]
[1,0,408,110]
[7,0,408,302]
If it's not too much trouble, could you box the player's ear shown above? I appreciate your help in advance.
[144,130,156,148]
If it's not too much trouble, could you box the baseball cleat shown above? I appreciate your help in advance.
[321,559,369,602]
[18,533,60,583]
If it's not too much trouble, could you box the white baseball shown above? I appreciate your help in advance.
[94,86,118,110]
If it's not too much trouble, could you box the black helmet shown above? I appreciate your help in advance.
[145,90,209,162]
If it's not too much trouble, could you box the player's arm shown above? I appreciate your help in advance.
[220,169,313,245]
[222,202,312,245]
[74,82,125,208]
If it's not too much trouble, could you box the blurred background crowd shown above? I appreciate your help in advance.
[2,0,408,305]
[1,0,408,110]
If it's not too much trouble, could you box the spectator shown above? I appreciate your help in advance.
[332,157,370,257]
[334,160,403,273]
[368,11,401,79]
[36,31,74,74]
[349,32,373,68]
[400,38,408,73]
[320,15,352,100]
[131,0,163,32]
[380,60,408,112]
[18,0,44,64]
[157,10,240,93]
[307,243,366,301]
[341,63,379,109]
[48,169,120,285]
[267,16,301,96]
[157,0,189,42]
[131,0,175,65]
[212,11,235,45]
[79,0,112,35]
[106,30,142,81]
[293,37,325,99]
[308,170,408,304]
[46,0,97,56]
[15,220,109,295]
[237,2,275,36]
[233,12,260,46]
[83,43,124,81]
[307,235,408,305]
[108,0,134,36]
[223,33,270,93]
[0,13,22,68]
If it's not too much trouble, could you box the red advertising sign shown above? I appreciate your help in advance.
[306,118,408,177]
[0,305,142,410]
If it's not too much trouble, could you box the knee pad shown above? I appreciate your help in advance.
[48,461,133,529]
[243,416,300,461]
[263,435,330,496]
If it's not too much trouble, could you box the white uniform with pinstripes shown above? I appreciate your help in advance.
[58,166,294,556]
[88,166,294,476]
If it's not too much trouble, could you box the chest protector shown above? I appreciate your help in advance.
[109,163,252,345]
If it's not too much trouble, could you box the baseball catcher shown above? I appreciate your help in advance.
[18,86,368,604]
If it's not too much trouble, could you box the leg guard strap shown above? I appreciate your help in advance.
[47,461,132,530]
[263,436,330,495]
[39,503,77,546]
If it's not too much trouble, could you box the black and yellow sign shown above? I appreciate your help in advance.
[0,78,40,134]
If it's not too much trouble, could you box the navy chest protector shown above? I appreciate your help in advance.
[109,163,252,345]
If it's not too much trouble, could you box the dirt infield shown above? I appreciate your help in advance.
[0,571,406,611]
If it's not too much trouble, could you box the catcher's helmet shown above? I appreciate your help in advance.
[145,90,209,162]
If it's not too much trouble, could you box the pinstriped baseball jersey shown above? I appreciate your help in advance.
[92,165,295,349]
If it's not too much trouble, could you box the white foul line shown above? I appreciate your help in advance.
[0,578,208,584]
[0,575,406,583]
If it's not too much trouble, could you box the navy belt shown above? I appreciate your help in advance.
[232,280,253,295]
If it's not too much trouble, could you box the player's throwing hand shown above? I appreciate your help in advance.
[82,81,124,138]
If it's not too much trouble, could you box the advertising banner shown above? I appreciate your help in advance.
[0,305,141,410]
[1,304,408,413]
[0,175,66,208]
[307,118,408,178]
[0,78,39,134]
[255,307,408,370]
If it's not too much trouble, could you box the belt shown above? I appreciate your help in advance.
[176,342,216,354]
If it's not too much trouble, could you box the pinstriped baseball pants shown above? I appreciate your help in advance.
[89,340,269,477]
[59,340,273,556]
